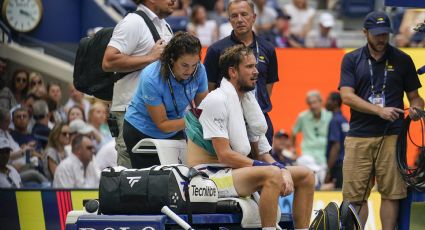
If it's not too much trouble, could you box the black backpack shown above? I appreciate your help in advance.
[73,10,161,101]
[309,201,362,230]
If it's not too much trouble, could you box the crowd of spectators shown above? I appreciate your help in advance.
[0,58,115,189]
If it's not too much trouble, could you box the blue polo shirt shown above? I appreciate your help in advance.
[326,111,348,166]
[203,31,279,113]
[125,61,208,139]
[339,45,421,137]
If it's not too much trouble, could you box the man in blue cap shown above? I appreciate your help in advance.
[339,11,424,229]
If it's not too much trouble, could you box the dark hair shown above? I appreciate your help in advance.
[68,105,86,122]
[219,45,253,79]
[71,134,88,153]
[10,69,29,96]
[160,32,202,80]
[329,92,342,107]
[190,5,205,25]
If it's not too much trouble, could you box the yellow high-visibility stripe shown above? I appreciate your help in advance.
[16,191,45,230]
[70,190,98,210]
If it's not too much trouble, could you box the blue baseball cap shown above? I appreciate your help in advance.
[363,11,393,35]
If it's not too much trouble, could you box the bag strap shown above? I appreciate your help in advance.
[133,10,161,42]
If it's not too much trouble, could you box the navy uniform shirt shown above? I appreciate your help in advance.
[204,31,279,113]
[339,45,421,137]
[326,111,349,166]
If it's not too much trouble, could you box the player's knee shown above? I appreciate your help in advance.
[304,168,315,188]
[262,166,283,188]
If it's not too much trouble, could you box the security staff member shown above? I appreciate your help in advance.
[204,0,279,145]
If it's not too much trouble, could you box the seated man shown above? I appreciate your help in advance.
[186,45,315,229]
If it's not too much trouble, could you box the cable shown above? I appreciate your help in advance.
[396,108,425,192]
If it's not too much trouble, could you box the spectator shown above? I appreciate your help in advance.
[102,0,174,169]
[171,0,190,16]
[283,0,315,41]
[9,93,39,132]
[271,129,297,166]
[65,83,90,119]
[88,102,112,142]
[53,134,100,188]
[67,105,86,122]
[43,123,71,181]
[69,119,103,152]
[187,5,218,46]
[204,0,279,145]
[0,137,22,188]
[324,92,348,189]
[10,107,41,155]
[47,82,67,124]
[9,69,29,105]
[305,12,338,48]
[292,90,332,186]
[210,0,227,27]
[253,0,278,35]
[394,9,425,47]
[123,32,208,168]
[31,100,51,149]
[28,72,47,98]
[0,108,25,164]
[0,59,17,111]
[264,13,304,48]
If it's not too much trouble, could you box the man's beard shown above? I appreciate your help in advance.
[238,79,256,92]
[369,39,388,53]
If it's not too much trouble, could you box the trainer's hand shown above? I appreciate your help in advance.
[280,169,294,196]
[409,107,421,121]
[148,39,166,61]
[378,107,404,122]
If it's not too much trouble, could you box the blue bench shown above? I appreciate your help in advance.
[65,213,294,230]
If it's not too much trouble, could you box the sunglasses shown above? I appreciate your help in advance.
[31,80,43,86]
[61,132,71,137]
[15,78,27,83]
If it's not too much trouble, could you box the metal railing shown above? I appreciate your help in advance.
[0,19,12,44]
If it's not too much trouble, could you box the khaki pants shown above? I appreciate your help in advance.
[342,135,407,201]
[110,111,132,168]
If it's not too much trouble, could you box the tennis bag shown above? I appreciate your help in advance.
[309,201,362,230]
[99,165,218,215]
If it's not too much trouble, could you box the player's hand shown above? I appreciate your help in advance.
[280,169,294,196]
[409,107,421,121]
[378,107,404,122]
[148,39,166,61]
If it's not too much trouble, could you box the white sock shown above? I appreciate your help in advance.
[262,227,276,230]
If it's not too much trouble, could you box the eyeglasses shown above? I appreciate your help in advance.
[14,114,28,119]
[30,80,42,86]
[15,78,27,83]
[61,132,71,137]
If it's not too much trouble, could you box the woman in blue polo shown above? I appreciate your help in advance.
[123,32,208,168]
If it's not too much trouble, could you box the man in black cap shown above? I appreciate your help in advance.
[339,11,424,229]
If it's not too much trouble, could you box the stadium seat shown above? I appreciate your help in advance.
[340,0,375,18]
[165,16,189,32]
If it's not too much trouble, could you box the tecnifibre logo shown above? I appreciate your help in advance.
[127,176,141,188]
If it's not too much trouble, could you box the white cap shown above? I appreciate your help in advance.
[319,12,335,28]
[0,137,12,150]
[69,119,95,134]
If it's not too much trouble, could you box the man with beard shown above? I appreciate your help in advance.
[102,0,174,168]
[339,11,424,229]
[185,45,314,229]
[204,0,279,145]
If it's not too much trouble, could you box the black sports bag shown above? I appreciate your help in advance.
[99,165,218,215]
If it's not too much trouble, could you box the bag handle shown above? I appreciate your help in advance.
[133,10,162,42]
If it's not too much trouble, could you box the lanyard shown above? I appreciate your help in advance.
[367,58,388,95]
[254,41,259,64]
[166,77,195,118]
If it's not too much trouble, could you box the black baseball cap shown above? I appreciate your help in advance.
[274,129,289,138]
[363,11,393,35]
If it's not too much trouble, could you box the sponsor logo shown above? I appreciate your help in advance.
[127,176,141,188]
[387,65,395,72]
[191,185,217,197]
[376,17,386,24]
